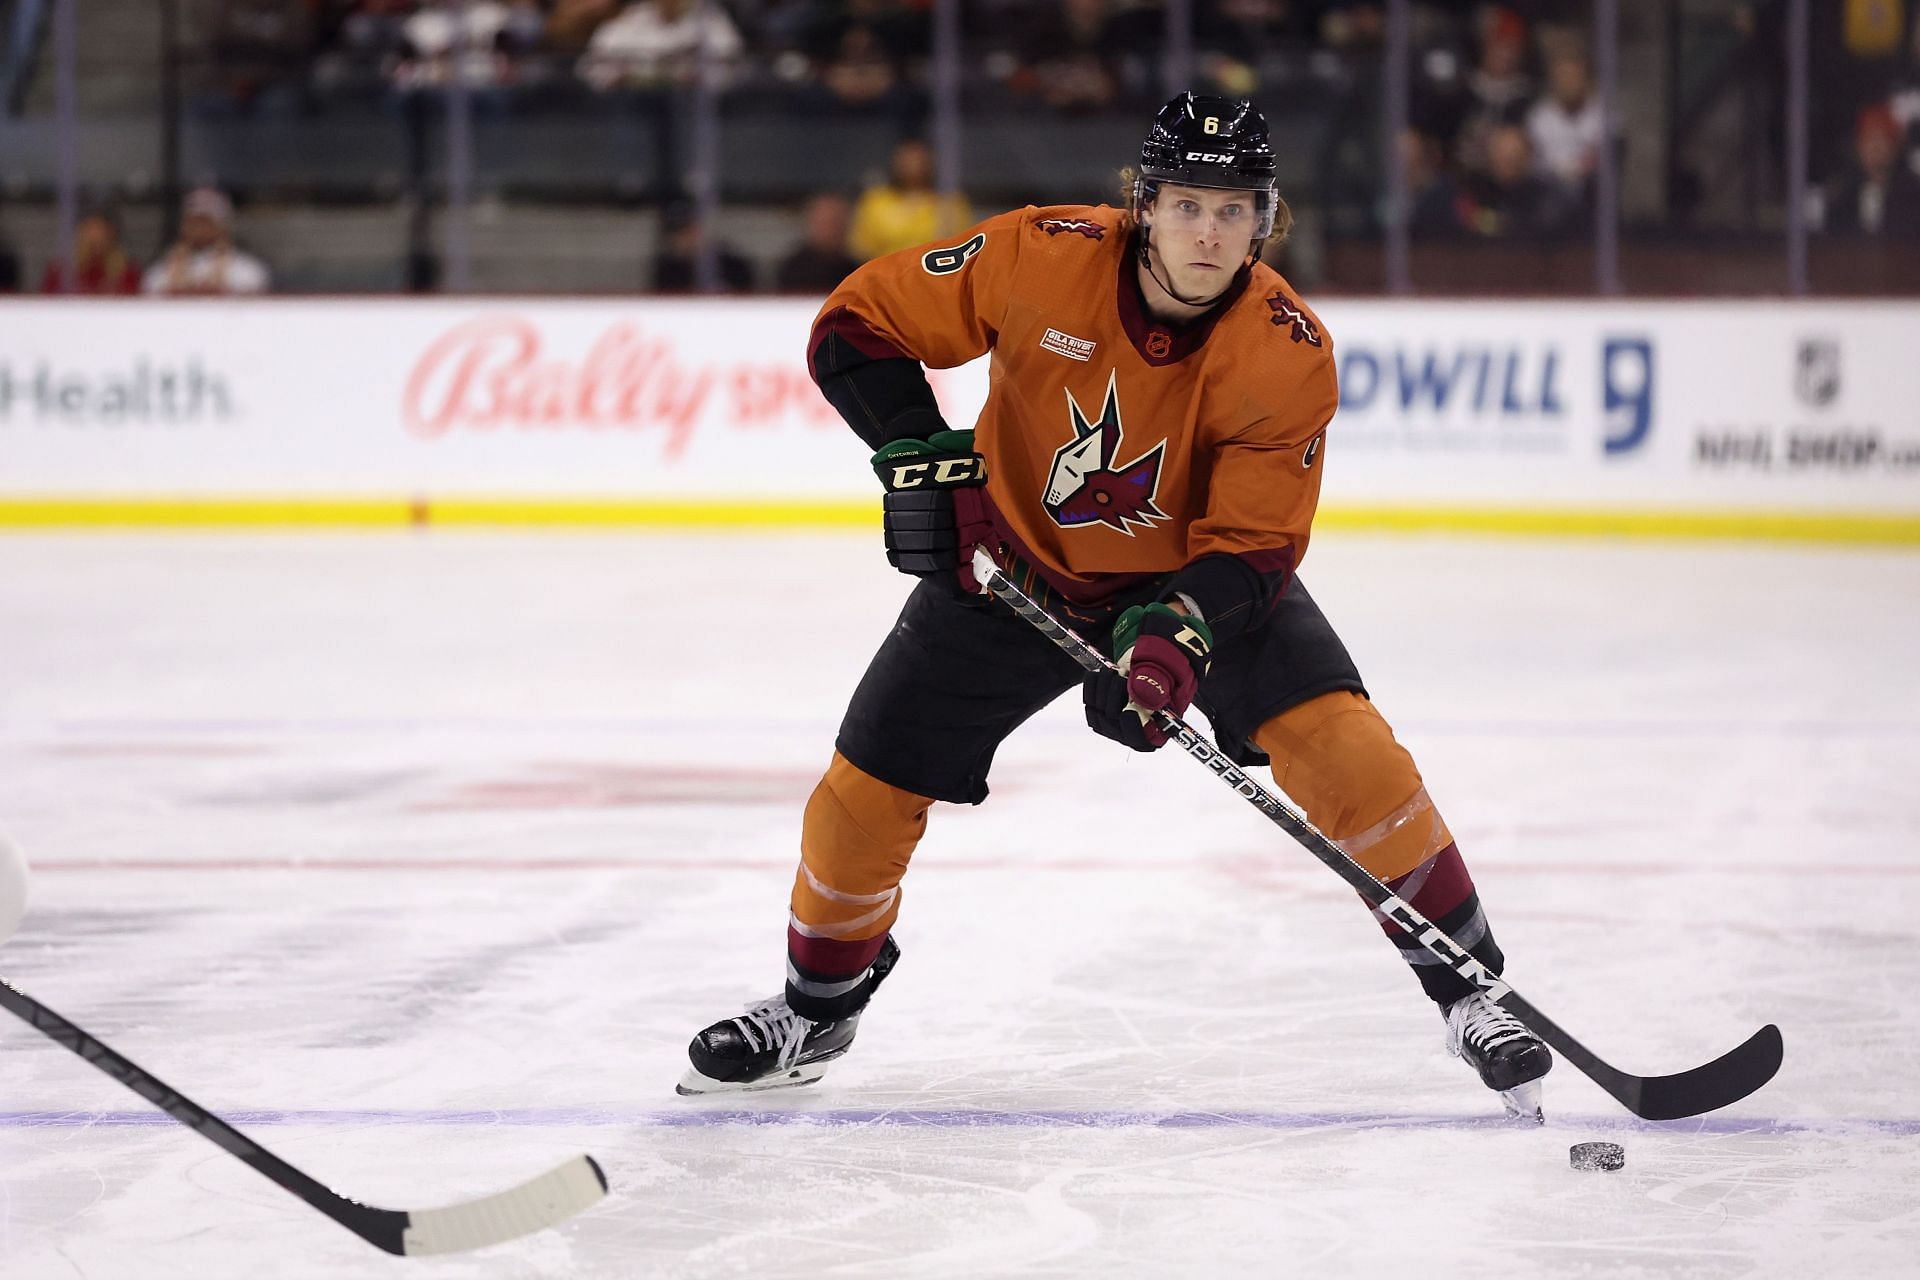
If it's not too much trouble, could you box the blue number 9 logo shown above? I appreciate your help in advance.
[1602,337,1654,456]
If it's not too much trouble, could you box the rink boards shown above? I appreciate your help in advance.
[0,296,1915,542]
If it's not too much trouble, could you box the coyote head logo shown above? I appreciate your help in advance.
[1042,372,1167,535]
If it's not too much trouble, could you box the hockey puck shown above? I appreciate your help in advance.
[1569,1141,1625,1172]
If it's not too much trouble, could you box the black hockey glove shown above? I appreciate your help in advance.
[871,430,993,592]
[1084,603,1214,751]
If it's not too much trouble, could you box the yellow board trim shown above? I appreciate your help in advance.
[1311,505,1920,545]
[0,496,1917,545]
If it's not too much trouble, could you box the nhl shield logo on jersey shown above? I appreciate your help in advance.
[1266,292,1324,348]
[1036,217,1105,240]
[1042,371,1168,535]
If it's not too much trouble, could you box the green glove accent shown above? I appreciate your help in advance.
[925,429,976,453]
[871,430,976,463]
[1111,602,1214,660]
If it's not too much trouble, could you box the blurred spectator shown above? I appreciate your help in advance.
[144,188,272,296]
[1195,0,1314,98]
[849,138,971,260]
[394,1,545,90]
[1889,18,1920,149]
[206,0,316,111]
[1459,124,1573,239]
[545,0,622,53]
[1455,7,1535,176]
[1315,2,1386,51]
[310,0,414,98]
[843,0,928,62]
[1005,0,1156,112]
[1398,128,1465,240]
[1815,103,1920,236]
[774,0,926,72]
[1526,50,1603,196]
[652,200,755,292]
[579,0,744,91]
[41,209,142,295]
[776,192,860,292]
[1843,0,1905,58]
[820,23,899,109]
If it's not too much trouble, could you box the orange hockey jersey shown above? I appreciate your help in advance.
[810,202,1336,632]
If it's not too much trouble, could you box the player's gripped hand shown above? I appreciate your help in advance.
[871,430,993,593]
[1084,603,1214,751]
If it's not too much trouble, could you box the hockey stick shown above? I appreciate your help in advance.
[969,546,1783,1122]
[0,977,607,1255]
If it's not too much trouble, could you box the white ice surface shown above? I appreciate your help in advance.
[1,531,1917,1279]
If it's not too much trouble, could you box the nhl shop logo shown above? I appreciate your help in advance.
[1794,337,1839,408]
[1042,371,1168,535]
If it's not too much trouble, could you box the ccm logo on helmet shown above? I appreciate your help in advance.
[1183,151,1235,163]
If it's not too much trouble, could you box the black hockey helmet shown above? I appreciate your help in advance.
[1135,92,1280,239]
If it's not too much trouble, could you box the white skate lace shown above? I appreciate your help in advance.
[1448,994,1532,1057]
[730,996,814,1071]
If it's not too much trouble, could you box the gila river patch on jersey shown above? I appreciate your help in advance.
[1040,328,1096,362]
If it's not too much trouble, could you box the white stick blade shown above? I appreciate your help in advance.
[401,1155,607,1256]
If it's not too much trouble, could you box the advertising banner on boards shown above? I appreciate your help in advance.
[1,298,1914,516]
[1312,299,1920,510]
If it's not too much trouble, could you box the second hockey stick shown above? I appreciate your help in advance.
[0,977,607,1255]
[969,546,1782,1122]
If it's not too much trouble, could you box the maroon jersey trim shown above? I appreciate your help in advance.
[1113,230,1253,367]
[810,304,912,370]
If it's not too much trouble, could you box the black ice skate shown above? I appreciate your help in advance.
[676,937,900,1096]
[1443,991,1553,1122]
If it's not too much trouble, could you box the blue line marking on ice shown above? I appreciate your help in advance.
[2,1108,1915,1135]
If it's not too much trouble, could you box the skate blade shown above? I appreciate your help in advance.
[675,1062,829,1096]
[1499,1079,1545,1124]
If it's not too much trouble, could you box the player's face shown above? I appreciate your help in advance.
[1146,184,1259,298]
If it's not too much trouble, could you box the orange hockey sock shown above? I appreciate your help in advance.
[785,752,930,1018]
[1252,691,1452,884]
[1252,691,1503,1004]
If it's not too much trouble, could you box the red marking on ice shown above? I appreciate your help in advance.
[46,743,271,758]
[409,763,820,812]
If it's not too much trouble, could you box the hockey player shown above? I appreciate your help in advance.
[678,93,1554,1119]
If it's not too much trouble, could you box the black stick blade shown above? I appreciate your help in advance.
[1625,1024,1784,1121]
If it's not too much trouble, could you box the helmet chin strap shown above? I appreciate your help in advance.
[1137,219,1234,311]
